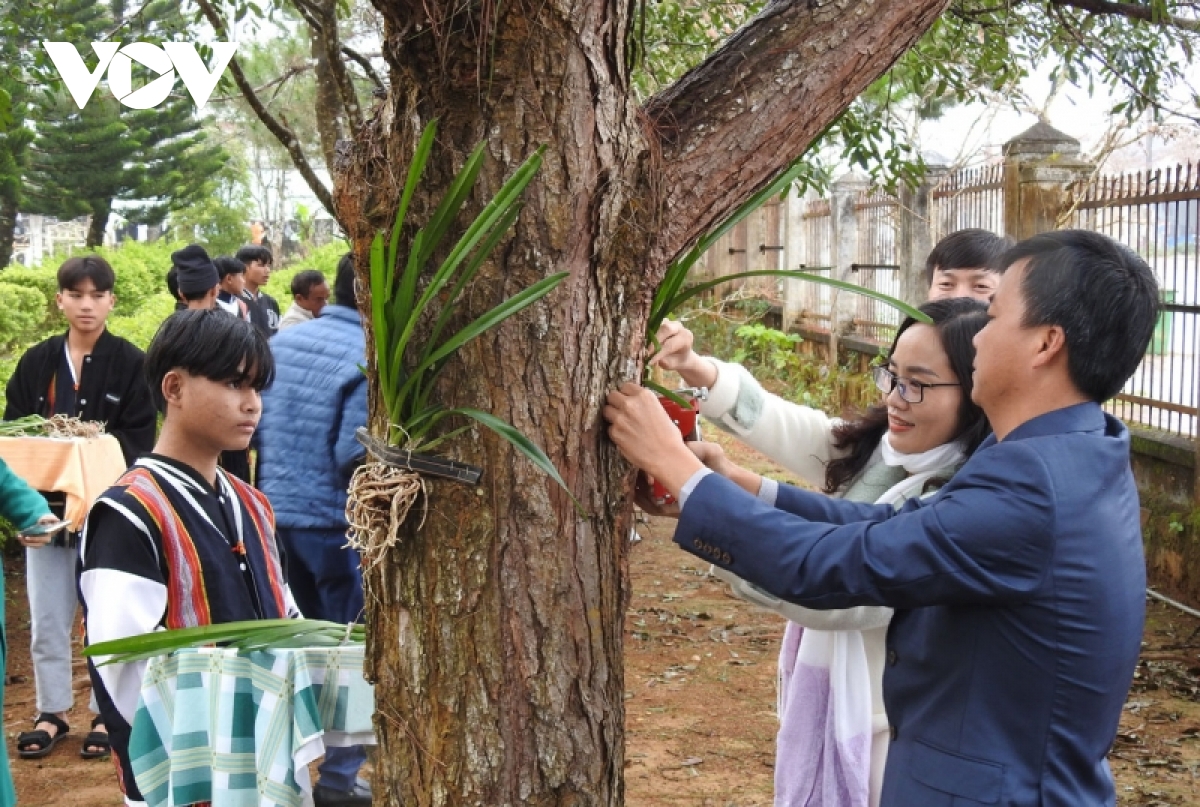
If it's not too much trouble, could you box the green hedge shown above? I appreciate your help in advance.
[1,239,352,413]
[0,238,350,545]
[0,282,48,354]
[262,240,350,303]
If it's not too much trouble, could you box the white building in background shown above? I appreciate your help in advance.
[10,214,110,267]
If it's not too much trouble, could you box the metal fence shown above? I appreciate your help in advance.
[798,198,833,329]
[693,154,1200,442]
[1066,164,1200,438]
[852,188,902,343]
[930,164,1005,244]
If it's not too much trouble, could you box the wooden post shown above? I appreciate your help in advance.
[781,189,806,331]
[1194,313,1200,503]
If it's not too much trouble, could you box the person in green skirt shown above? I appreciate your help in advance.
[0,457,57,805]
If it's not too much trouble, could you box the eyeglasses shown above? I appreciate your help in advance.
[872,366,961,404]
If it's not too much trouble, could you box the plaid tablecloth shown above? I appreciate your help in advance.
[129,645,375,807]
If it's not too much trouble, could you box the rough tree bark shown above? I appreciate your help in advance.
[85,198,109,249]
[332,1,950,804]
[0,192,17,268]
[311,23,346,175]
[299,0,365,174]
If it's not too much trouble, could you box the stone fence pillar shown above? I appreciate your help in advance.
[898,162,948,307]
[1003,121,1093,240]
[829,172,869,348]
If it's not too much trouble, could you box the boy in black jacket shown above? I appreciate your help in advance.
[4,254,156,761]
[236,244,280,337]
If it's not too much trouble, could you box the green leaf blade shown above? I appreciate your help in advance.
[451,407,584,515]
[397,149,544,361]
[82,619,353,659]
[396,271,570,405]
[390,121,439,289]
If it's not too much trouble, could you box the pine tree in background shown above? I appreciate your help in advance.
[109,0,227,229]
[123,98,228,228]
[0,0,53,268]
[0,76,34,268]
[23,93,141,248]
[21,0,228,249]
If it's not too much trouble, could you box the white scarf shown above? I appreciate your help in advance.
[773,434,969,807]
[875,433,967,507]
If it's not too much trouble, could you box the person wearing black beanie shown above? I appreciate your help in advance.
[170,244,219,310]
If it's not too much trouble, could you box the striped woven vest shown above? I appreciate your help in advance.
[113,465,289,628]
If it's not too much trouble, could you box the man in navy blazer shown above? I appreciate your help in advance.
[606,230,1161,806]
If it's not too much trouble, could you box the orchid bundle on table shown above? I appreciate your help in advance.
[0,414,106,439]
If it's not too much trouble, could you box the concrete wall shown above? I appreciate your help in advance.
[1130,428,1200,605]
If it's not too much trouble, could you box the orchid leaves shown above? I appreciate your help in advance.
[368,121,575,505]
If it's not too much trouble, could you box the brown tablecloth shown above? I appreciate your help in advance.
[0,435,127,529]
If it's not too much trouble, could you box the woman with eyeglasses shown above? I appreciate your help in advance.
[649,296,991,807]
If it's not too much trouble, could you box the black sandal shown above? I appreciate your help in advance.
[80,716,110,760]
[16,713,70,760]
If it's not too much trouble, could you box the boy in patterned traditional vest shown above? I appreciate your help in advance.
[78,309,299,805]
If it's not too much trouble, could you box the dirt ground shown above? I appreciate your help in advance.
[5,432,1200,805]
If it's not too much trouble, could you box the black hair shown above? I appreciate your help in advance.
[181,287,213,302]
[825,297,991,494]
[1001,229,1160,402]
[235,244,273,266]
[165,268,187,310]
[144,309,275,412]
[57,254,115,292]
[290,269,327,297]
[333,253,357,307]
[924,229,1015,286]
[214,256,246,280]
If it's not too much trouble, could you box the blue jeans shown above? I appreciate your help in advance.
[27,544,100,715]
[320,746,367,792]
[278,527,367,790]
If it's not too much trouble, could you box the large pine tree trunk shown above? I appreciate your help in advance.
[0,191,17,268]
[86,199,110,249]
[335,2,646,804]
[333,1,950,804]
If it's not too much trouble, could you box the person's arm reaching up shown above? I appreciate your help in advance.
[672,440,1055,612]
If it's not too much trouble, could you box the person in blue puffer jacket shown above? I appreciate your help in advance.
[256,253,371,807]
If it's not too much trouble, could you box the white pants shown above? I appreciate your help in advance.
[26,545,97,716]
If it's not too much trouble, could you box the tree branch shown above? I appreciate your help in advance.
[321,9,366,132]
[948,0,1035,24]
[1046,0,1200,32]
[208,62,312,105]
[1049,4,1200,123]
[194,0,337,218]
[103,1,155,39]
[293,0,365,132]
[642,0,953,265]
[341,45,387,94]
[290,0,325,30]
